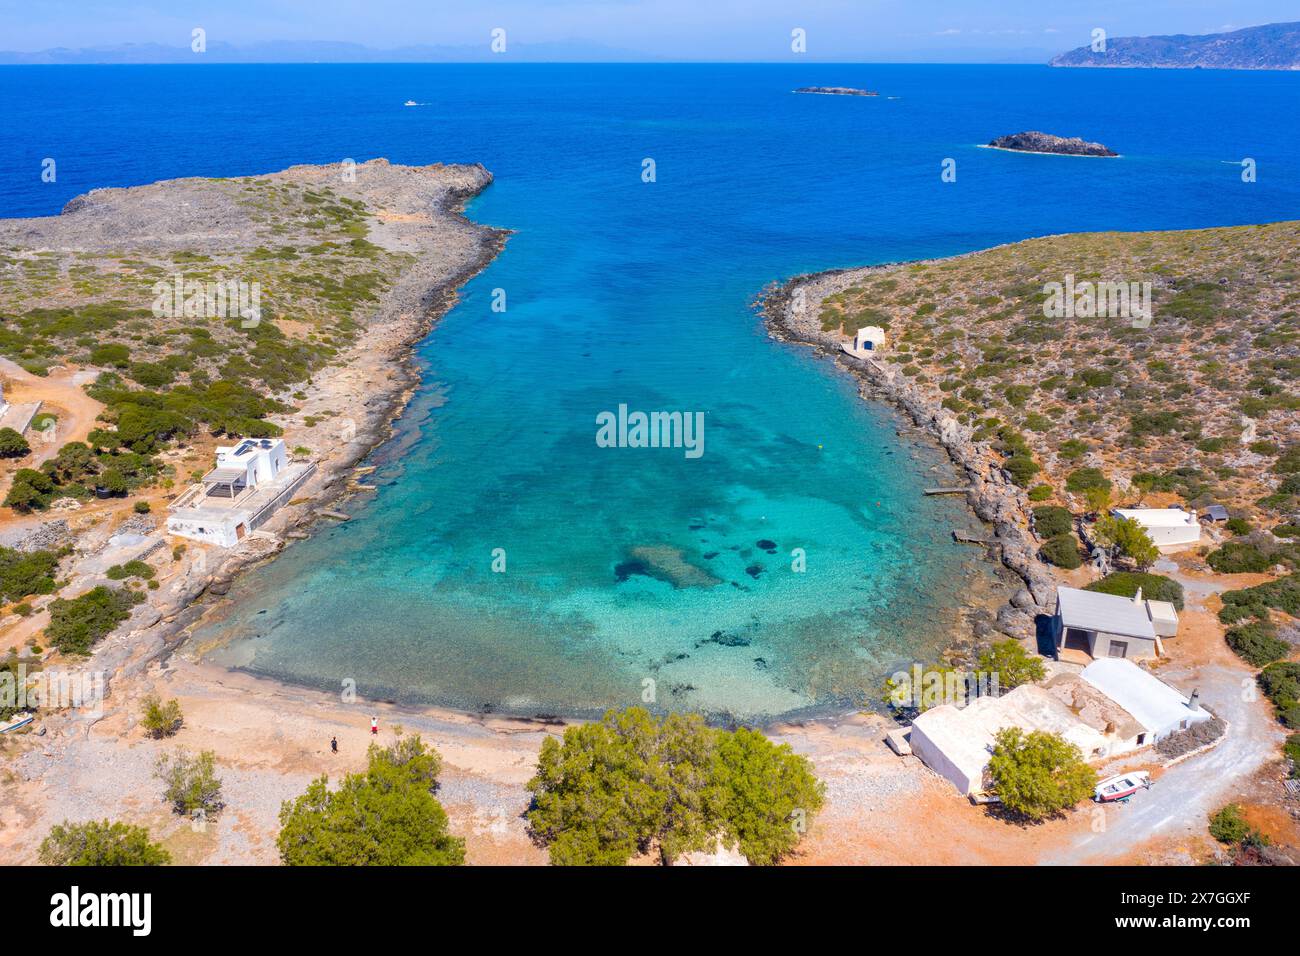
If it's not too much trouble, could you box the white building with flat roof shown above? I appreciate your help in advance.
[1080,658,1211,744]
[841,325,886,360]
[167,438,312,547]
[909,659,1212,795]
[1112,507,1201,550]
[908,684,1112,796]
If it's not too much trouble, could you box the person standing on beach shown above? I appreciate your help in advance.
[330,735,338,753]
[370,715,379,735]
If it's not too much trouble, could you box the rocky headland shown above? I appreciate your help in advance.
[0,159,507,693]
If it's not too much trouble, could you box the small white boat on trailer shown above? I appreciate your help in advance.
[1,711,34,734]
[1094,770,1151,803]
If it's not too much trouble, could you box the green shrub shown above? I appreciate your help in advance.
[526,707,823,866]
[1004,455,1040,487]
[1085,572,1184,611]
[44,586,143,655]
[4,468,56,511]
[1219,575,1299,624]
[1208,804,1265,846]
[1259,662,1300,727]
[90,343,131,367]
[1033,505,1074,539]
[134,500,152,514]
[155,748,224,817]
[0,546,61,603]
[987,728,1097,821]
[1041,534,1082,569]
[1028,484,1053,502]
[1208,540,1277,574]
[38,819,170,866]
[1225,516,1252,535]
[1284,734,1300,779]
[1065,468,1111,494]
[140,694,183,738]
[977,640,1046,690]
[1059,439,1088,461]
[106,559,154,581]
[0,427,30,458]
[1226,620,1289,667]
[278,735,462,866]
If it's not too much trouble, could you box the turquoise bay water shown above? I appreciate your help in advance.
[3,64,1298,720]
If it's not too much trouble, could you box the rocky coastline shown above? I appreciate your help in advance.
[757,262,1059,658]
[5,160,509,712]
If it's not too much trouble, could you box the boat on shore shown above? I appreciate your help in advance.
[1,712,34,734]
[1094,770,1152,802]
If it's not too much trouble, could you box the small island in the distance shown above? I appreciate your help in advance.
[986,131,1118,157]
[794,86,878,96]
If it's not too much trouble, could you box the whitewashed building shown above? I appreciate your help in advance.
[1112,507,1201,550]
[1079,658,1211,745]
[909,659,1212,795]
[853,325,886,351]
[167,438,313,547]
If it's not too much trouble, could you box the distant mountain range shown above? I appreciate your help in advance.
[0,39,653,65]
[1050,21,1300,69]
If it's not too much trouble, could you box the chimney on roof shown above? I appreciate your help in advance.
[1188,689,1201,712]
[1132,586,1143,605]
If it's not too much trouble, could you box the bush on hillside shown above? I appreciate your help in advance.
[1032,505,1074,539]
[1226,620,1290,667]
[1040,534,1083,569]
[0,427,31,458]
[44,586,143,655]
[1065,468,1111,494]
[38,819,170,866]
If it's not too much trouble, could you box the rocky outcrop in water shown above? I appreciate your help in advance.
[988,131,1117,157]
[794,86,878,96]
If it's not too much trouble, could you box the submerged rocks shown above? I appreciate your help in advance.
[616,545,722,589]
[699,630,751,648]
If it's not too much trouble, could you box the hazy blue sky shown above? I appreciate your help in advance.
[0,0,1293,60]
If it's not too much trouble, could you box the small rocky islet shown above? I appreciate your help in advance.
[794,86,878,96]
[987,130,1117,157]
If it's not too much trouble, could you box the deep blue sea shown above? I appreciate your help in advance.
[3,64,1298,720]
